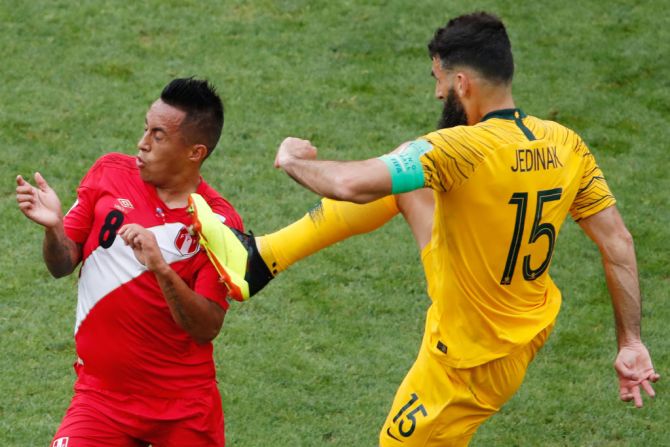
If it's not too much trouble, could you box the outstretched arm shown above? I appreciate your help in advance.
[274,137,393,203]
[260,140,417,273]
[16,173,82,277]
[578,206,660,407]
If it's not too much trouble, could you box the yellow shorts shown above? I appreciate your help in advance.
[379,322,554,447]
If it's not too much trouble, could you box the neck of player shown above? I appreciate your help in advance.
[155,174,201,209]
[469,84,515,125]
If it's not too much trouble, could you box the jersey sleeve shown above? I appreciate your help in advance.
[63,158,105,244]
[569,140,616,221]
[419,128,486,193]
[197,182,244,232]
[192,252,230,311]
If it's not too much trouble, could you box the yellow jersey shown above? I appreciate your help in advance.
[417,108,615,368]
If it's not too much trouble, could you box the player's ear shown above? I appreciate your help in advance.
[189,144,209,163]
[455,72,469,98]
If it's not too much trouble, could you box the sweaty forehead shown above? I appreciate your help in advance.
[146,99,186,131]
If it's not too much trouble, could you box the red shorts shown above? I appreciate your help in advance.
[51,378,224,447]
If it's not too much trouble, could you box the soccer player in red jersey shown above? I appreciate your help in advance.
[16,78,241,447]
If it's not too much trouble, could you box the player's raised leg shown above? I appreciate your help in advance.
[257,194,400,275]
[188,193,400,299]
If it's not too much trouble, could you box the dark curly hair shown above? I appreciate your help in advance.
[428,12,514,84]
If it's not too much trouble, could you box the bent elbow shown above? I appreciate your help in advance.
[193,335,215,345]
[620,228,634,247]
[330,173,358,202]
[47,265,75,279]
[193,318,224,345]
[612,227,634,250]
[193,328,220,345]
[330,173,373,204]
[601,228,635,263]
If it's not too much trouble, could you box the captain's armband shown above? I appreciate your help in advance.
[378,140,432,194]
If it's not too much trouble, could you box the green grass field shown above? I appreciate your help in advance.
[1,0,668,445]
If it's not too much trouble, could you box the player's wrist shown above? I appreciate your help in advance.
[278,153,297,171]
[43,217,65,232]
[150,260,173,277]
[616,331,644,350]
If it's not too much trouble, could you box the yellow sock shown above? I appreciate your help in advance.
[257,196,399,275]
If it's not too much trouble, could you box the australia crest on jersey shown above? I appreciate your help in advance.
[174,225,199,255]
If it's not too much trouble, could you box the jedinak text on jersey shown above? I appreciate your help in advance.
[511,146,564,172]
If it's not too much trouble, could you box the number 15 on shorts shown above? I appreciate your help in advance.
[386,393,428,441]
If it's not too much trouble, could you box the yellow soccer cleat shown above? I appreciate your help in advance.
[188,193,250,301]
[188,193,274,301]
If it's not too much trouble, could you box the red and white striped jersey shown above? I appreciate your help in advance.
[63,153,243,396]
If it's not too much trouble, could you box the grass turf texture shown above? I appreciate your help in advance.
[1,0,668,445]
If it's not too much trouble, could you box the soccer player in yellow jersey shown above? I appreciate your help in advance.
[272,12,659,446]
[190,11,659,446]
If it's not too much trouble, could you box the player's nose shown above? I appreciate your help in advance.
[137,132,150,152]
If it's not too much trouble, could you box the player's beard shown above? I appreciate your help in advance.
[437,87,468,129]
